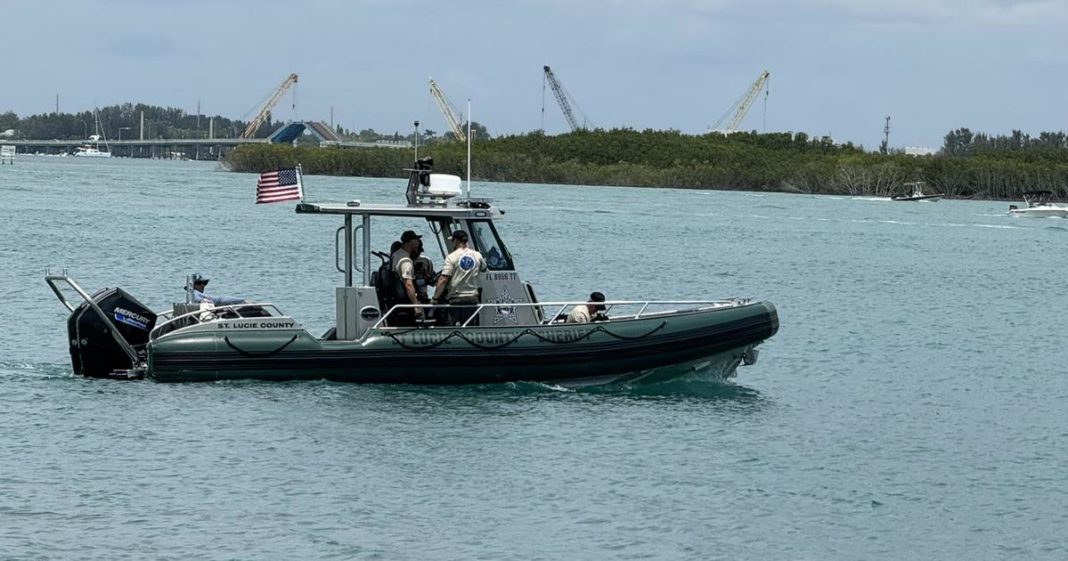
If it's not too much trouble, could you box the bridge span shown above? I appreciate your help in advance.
[4,128,412,160]
[4,138,412,160]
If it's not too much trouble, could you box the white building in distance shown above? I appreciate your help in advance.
[904,146,937,156]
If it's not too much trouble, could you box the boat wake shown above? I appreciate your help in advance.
[583,378,763,400]
[0,360,74,379]
[485,377,764,400]
[972,223,1027,230]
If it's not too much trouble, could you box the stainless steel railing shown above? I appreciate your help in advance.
[45,274,141,366]
[364,298,751,340]
[150,303,290,340]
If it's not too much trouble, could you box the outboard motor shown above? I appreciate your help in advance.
[66,287,156,378]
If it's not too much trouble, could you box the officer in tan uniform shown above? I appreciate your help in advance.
[432,230,487,326]
[391,230,424,325]
[567,291,607,323]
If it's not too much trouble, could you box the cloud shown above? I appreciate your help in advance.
[531,0,1066,26]
[811,0,1068,26]
[103,35,187,59]
[614,0,738,12]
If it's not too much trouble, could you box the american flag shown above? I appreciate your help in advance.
[256,167,303,204]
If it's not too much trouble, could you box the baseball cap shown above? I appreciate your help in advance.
[192,273,210,285]
[401,230,422,243]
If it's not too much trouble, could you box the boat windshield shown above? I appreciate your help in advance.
[468,220,514,271]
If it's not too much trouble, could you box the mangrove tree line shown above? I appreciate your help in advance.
[226,128,1068,200]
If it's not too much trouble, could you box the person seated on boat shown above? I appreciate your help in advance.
[410,239,436,305]
[432,230,487,326]
[190,274,247,307]
[485,246,506,269]
[390,230,425,326]
[566,292,607,324]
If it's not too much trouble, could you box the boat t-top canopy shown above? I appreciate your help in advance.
[295,201,502,220]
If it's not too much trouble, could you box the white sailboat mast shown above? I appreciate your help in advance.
[466,100,471,198]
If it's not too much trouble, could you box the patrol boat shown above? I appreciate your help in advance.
[45,161,779,386]
[891,181,943,202]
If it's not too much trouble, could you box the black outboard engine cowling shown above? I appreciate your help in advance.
[66,287,156,378]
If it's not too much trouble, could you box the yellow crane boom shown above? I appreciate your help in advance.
[240,73,298,139]
[428,78,466,143]
[712,70,770,133]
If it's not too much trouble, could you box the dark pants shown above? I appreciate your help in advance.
[391,307,417,327]
[447,296,480,326]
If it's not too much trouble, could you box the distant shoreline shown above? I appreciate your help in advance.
[225,129,1068,202]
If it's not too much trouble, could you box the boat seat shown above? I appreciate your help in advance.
[523,281,545,324]
[151,303,201,336]
[173,303,200,317]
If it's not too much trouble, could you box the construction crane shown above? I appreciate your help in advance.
[428,78,466,143]
[542,65,592,132]
[711,69,770,133]
[240,73,298,139]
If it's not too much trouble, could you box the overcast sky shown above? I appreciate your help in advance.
[5,0,1067,149]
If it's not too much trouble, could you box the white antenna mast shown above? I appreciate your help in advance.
[413,120,420,162]
[466,99,472,198]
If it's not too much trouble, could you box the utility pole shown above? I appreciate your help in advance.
[330,105,334,130]
[880,116,891,154]
[55,94,59,115]
[540,73,546,133]
[194,100,202,161]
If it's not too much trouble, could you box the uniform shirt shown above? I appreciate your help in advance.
[440,247,486,300]
[566,304,593,324]
[391,248,415,281]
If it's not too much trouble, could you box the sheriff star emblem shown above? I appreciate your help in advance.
[490,286,519,324]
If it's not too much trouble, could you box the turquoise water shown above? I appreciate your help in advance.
[2,156,1067,560]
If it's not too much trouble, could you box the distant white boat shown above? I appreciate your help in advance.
[891,181,943,202]
[1008,191,1068,218]
[73,144,112,158]
[72,109,111,158]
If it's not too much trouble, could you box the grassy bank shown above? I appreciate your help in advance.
[226,129,1068,200]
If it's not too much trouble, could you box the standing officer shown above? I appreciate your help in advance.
[391,230,424,325]
[432,230,487,326]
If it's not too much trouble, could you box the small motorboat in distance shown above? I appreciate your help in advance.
[891,181,943,202]
[44,159,779,387]
[1008,190,1068,218]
